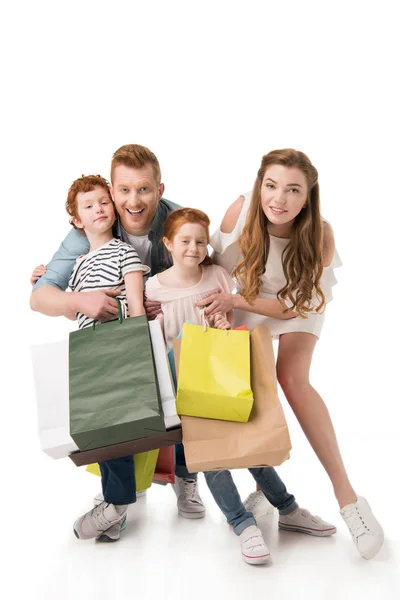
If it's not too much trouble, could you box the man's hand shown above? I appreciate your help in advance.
[30,264,47,285]
[144,298,162,320]
[196,288,235,316]
[77,289,122,321]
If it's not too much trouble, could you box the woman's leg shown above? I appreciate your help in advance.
[276,332,357,509]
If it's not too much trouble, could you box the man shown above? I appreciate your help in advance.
[31,144,206,541]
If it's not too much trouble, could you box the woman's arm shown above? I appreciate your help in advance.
[322,221,335,267]
[197,290,296,320]
[124,271,146,317]
[220,196,245,233]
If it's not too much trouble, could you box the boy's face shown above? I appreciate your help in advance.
[73,187,116,236]
[111,164,164,236]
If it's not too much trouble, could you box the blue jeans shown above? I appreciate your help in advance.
[204,467,298,534]
[99,443,196,505]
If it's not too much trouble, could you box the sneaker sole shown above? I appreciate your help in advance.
[96,516,127,543]
[242,552,271,565]
[177,508,206,519]
[278,522,337,537]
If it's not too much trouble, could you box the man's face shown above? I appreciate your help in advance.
[111,164,164,236]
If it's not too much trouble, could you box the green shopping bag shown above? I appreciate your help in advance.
[69,312,166,451]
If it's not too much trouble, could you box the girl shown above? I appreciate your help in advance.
[145,207,336,565]
[197,149,384,560]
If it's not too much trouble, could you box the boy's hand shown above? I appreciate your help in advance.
[30,264,47,285]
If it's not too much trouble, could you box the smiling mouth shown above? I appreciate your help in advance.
[270,206,287,214]
[94,216,107,222]
[127,208,144,215]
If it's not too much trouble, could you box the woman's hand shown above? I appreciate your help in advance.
[196,289,236,316]
[30,264,46,285]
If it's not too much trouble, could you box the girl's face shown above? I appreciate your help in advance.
[164,222,208,267]
[260,164,308,231]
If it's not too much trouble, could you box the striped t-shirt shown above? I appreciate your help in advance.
[68,238,150,329]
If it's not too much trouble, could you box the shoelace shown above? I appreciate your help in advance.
[245,492,263,509]
[90,502,119,530]
[182,479,200,502]
[342,506,370,538]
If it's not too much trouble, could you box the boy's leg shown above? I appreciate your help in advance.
[204,470,270,564]
[73,456,135,541]
[173,443,205,519]
[100,456,136,505]
[249,467,336,536]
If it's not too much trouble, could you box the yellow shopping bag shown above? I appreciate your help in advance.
[86,449,159,492]
[176,324,254,422]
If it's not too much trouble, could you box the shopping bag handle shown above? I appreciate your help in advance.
[92,297,124,330]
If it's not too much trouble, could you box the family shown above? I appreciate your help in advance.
[30,144,384,563]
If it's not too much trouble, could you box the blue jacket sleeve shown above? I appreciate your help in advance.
[33,228,90,291]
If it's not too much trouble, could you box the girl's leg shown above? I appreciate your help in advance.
[204,470,270,564]
[276,332,356,509]
[204,470,256,533]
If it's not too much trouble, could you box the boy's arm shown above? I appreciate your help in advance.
[124,272,146,317]
[30,228,120,320]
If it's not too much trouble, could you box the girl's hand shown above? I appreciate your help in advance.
[196,289,235,316]
[210,312,231,330]
[30,264,46,285]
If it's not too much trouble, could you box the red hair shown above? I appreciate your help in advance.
[66,174,113,230]
[111,144,161,184]
[163,208,213,266]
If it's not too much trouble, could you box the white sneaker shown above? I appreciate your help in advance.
[172,477,205,519]
[340,496,384,559]
[73,501,127,540]
[243,490,275,520]
[279,507,337,537]
[238,525,271,565]
[93,490,146,507]
[96,515,127,542]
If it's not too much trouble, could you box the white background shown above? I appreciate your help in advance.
[2,1,399,599]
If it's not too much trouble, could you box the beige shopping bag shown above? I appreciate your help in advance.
[174,326,291,472]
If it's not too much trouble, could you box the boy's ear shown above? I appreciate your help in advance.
[72,216,84,229]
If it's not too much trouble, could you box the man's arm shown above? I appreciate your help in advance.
[30,228,121,320]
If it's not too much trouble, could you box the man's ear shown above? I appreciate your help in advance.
[158,183,165,200]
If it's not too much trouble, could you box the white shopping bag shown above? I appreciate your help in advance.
[149,320,180,430]
[30,339,79,459]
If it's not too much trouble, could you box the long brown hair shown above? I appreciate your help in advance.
[233,149,325,317]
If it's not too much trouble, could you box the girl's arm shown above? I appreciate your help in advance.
[322,221,335,267]
[124,271,146,317]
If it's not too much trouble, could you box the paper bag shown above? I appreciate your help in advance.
[175,326,291,471]
[176,323,253,422]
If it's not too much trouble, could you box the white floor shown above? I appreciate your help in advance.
[6,429,399,600]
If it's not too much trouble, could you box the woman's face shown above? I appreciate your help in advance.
[260,164,308,230]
